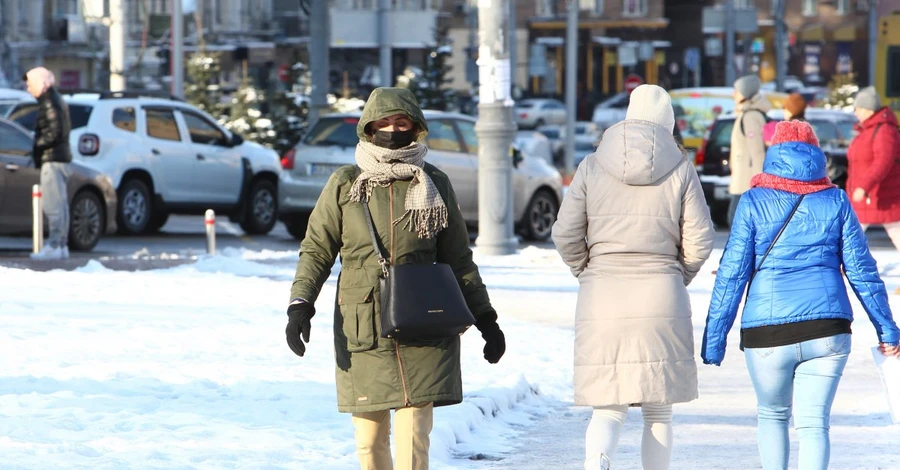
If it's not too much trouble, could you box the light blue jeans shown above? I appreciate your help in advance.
[744,333,851,470]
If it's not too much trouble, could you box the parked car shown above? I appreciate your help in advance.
[514,130,554,166]
[514,98,567,129]
[0,117,117,251]
[564,121,602,141]
[591,92,629,130]
[8,91,282,235]
[279,111,564,241]
[535,124,564,163]
[573,138,598,168]
[698,107,856,226]
[761,75,807,93]
[0,88,34,118]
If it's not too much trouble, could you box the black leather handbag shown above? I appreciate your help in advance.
[362,203,475,341]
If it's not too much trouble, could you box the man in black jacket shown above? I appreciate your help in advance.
[25,67,73,260]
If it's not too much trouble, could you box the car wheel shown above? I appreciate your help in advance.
[240,179,278,235]
[521,189,558,241]
[117,179,152,234]
[146,212,170,233]
[68,190,104,252]
[284,212,311,240]
[535,118,545,129]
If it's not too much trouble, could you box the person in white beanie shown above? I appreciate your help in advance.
[552,84,715,470]
[728,74,771,226]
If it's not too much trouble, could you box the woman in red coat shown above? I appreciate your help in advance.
[848,86,900,249]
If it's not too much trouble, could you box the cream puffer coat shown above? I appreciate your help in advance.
[552,120,716,406]
[729,94,771,195]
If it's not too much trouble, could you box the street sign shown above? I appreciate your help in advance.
[684,47,700,72]
[624,74,643,93]
[702,7,759,34]
[529,43,548,77]
[618,43,638,67]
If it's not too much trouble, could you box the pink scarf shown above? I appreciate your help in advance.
[750,173,836,195]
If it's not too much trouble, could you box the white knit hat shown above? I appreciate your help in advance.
[625,84,675,132]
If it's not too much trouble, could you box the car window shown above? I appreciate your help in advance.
[112,107,136,132]
[0,121,33,157]
[145,108,182,142]
[455,119,478,154]
[303,117,360,147]
[68,104,93,129]
[516,102,536,109]
[9,104,38,131]
[0,103,14,117]
[600,94,629,109]
[182,111,228,146]
[576,140,596,151]
[426,120,462,152]
[710,119,735,148]
[537,128,560,140]
[834,120,857,141]
[809,120,838,143]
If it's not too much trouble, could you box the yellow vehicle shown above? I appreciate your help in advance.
[875,10,900,120]
[669,87,788,165]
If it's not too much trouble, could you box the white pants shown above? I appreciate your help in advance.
[860,221,900,251]
[585,404,673,470]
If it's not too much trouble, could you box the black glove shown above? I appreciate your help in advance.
[286,302,315,357]
[475,316,506,364]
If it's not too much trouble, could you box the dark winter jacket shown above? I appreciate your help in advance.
[847,108,900,224]
[290,88,496,413]
[703,141,900,365]
[32,87,72,167]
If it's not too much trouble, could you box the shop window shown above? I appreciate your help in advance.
[622,0,647,18]
[836,0,849,14]
[803,0,817,17]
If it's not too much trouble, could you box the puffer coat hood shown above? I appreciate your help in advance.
[703,141,900,366]
[762,141,827,182]
[357,87,429,141]
[593,120,684,186]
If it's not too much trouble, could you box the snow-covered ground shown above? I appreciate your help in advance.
[2,246,899,469]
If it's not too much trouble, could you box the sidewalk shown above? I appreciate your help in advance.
[484,401,589,469]
[0,254,195,272]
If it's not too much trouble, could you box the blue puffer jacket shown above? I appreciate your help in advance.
[702,141,900,365]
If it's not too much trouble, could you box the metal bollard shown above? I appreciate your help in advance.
[205,209,216,255]
[32,184,43,253]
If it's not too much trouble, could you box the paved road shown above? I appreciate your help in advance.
[1,215,898,270]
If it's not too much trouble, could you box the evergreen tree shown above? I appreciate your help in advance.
[400,26,456,110]
[822,73,859,112]
[265,62,311,155]
[185,49,224,117]
[223,76,270,145]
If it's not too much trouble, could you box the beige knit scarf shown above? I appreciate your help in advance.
[349,141,448,239]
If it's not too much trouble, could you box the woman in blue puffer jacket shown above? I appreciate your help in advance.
[702,121,900,470]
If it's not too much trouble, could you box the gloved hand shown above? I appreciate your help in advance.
[475,316,506,364]
[286,302,315,357]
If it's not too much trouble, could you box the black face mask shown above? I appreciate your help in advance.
[372,129,416,149]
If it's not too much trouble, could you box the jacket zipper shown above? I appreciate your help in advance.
[389,183,411,406]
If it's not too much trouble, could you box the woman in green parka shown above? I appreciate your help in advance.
[285,87,506,470]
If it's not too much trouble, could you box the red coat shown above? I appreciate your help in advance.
[847,108,900,224]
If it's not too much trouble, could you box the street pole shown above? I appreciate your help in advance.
[309,0,330,125]
[378,0,392,88]
[475,0,517,256]
[869,0,878,87]
[508,0,516,97]
[564,0,577,176]
[171,0,184,98]
[724,0,736,85]
[774,0,786,92]
[109,0,126,91]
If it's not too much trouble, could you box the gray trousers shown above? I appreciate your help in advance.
[41,162,71,249]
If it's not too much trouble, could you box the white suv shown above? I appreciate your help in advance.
[9,92,282,235]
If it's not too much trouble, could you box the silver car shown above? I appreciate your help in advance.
[0,118,117,251]
[514,99,567,129]
[279,111,564,241]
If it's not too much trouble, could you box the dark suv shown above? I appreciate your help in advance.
[698,108,857,226]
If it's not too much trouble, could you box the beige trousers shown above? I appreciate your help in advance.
[351,402,434,470]
[860,221,900,251]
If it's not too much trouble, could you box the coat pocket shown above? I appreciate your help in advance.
[339,286,377,352]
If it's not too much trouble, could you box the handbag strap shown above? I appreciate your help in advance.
[361,202,390,276]
[747,193,806,293]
